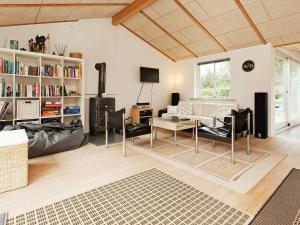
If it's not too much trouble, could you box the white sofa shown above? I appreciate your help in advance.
[162,101,239,126]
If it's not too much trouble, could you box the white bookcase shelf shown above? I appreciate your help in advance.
[0,48,85,127]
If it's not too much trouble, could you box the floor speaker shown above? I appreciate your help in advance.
[255,92,268,138]
[171,93,180,106]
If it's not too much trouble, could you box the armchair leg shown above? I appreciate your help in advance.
[247,134,250,155]
[122,112,126,157]
[105,110,108,148]
[231,114,236,164]
[195,120,198,154]
[123,135,126,157]
[231,142,235,164]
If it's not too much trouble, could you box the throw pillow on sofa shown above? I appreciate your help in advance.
[178,101,193,115]
[167,105,178,114]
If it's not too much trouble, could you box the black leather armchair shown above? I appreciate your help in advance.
[198,108,251,164]
[105,108,151,157]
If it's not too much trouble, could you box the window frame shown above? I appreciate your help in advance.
[195,58,231,98]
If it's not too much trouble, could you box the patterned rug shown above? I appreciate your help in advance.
[133,134,269,181]
[6,169,251,225]
[250,168,300,225]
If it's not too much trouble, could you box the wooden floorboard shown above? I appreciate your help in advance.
[0,133,299,218]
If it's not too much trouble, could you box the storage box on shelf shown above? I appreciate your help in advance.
[0,48,84,126]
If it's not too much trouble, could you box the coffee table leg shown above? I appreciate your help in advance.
[192,128,195,140]
[195,120,198,153]
[174,131,177,146]
[150,119,153,149]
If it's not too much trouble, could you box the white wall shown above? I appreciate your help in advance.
[0,19,176,132]
[176,44,275,136]
[0,20,277,135]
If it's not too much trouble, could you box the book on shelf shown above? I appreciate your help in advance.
[45,101,62,108]
[0,58,14,74]
[15,61,39,76]
[42,101,62,116]
[41,85,62,97]
[64,105,80,115]
[15,82,40,97]
[41,64,63,77]
[0,79,13,97]
[64,64,82,78]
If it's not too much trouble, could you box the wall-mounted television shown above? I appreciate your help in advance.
[140,67,159,83]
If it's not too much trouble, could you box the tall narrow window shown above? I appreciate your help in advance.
[196,59,230,97]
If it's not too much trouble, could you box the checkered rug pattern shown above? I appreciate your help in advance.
[6,169,251,225]
[133,134,269,181]
[294,210,300,225]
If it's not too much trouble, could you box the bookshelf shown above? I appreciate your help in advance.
[0,48,85,127]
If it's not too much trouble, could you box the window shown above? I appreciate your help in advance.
[196,59,230,97]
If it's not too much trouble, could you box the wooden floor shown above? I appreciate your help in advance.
[278,125,300,139]
[1,133,300,219]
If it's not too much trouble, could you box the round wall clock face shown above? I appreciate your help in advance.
[242,60,255,72]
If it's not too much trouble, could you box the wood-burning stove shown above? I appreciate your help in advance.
[89,63,115,136]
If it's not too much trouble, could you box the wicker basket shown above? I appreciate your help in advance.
[0,143,28,193]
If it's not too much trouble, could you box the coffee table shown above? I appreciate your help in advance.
[151,117,196,146]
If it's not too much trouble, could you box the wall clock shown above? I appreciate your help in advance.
[242,60,255,72]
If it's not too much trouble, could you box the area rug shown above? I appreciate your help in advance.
[128,133,287,193]
[6,169,252,225]
[133,135,269,181]
[250,168,300,225]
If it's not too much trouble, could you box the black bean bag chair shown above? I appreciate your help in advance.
[3,120,88,158]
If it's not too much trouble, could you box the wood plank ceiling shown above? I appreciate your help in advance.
[1,0,300,61]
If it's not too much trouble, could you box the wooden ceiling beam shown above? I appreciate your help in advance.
[234,0,267,44]
[121,23,176,62]
[0,20,78,28]
[141,11,198,57]
[0,3,128,8]
[112,0,157,26]
[274,41,300,48]
[174,0,226,52]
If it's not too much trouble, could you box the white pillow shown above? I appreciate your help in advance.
[167,105,178,114]
[193,103,203,116]
[201,104,218,117]
[177,101,193,115]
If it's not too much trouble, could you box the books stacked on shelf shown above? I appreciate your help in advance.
[0,79,12,97]
[42,101,62,117]
[41,64,63,77]
[41,85,62,97]
[15,82,40,97]
[64,105,80,115]
[0,58,14,74]
[15,61,39,76]
[64,64,82,78]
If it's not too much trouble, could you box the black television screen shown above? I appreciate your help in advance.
[140,67,159,83]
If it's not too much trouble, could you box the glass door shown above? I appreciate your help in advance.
[289,60,300,123]
[274,57,288,129]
